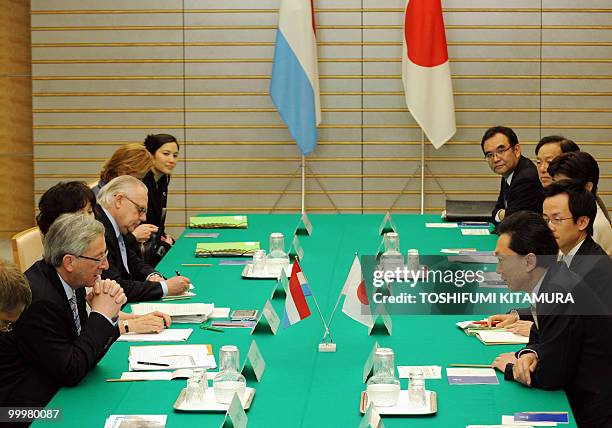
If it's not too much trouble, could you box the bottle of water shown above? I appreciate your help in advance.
[366,348,400,407]
[213,345,247,404]
[266,232,289,276]
[408,368,427,407]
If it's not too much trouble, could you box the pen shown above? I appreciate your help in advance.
[472,320,500,326]
[136,361,170,367]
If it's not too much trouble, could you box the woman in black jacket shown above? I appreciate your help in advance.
[142,134,180,264]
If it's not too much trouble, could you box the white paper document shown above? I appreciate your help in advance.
[117,328,193,342]
[128,344,216,371]
[104,415,167,428]
[120,369,217,381]
[501,415,557,426]
[129,303,214,324]
[210,307,231,319]
[461,228,491,236]
[397,365,442,379]
[426,222,458,228]
[476,330,529,345]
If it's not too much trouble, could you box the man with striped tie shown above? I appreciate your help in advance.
[0,213,126,409]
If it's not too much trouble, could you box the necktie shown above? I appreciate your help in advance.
[69,295,81,334]
[502,179,510,209]
[118,235,130,274]
[530,305,539,329]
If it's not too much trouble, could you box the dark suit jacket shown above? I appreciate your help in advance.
[0,261,118,409]
[493,155,544,223]
[505,262,612,426]
[517,236,612,321]
[95,205,163,302]
[570,235,612,312]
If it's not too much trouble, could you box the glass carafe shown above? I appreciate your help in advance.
[381,232,403,271]
[366,348,400,407]
[213,345,247,404]
[266,232,290,275]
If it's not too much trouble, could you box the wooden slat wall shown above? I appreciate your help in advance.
[1,0,33,237]
[31,0,611,237]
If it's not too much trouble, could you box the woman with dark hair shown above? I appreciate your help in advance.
[36,181,96,235]
[141,134,179,264]
[548,151,612,255]
[36,182,171,334]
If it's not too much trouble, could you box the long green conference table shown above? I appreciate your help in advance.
[38,214,575,427]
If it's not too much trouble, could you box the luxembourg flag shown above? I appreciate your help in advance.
[402,0,456,149]
[270,0,321,155]
[282,259,312,328]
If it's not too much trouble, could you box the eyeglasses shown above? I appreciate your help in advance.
[76,249,109,263]
[484,145,515,161]
[124,195,148,215]
[0,321,14,333]
[542,215,573,226]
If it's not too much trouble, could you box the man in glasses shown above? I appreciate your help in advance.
[95,175,189,301]
[0,260,31,333]
[481,126,543,224]
[490,211,612,426]
[0,214,126,408]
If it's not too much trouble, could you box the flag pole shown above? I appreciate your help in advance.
[326,251,358,331]
[309,291,334,344]
[301,154,306,214]
[420,129,425,214]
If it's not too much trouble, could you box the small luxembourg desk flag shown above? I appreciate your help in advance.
[270,0,321,155]
[282,259,312,328]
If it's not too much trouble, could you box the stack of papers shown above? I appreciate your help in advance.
[129,303,214,324]
[190,215,248,229]
[117,329,193,342]
[397,366,442,379]
[476,330,529,345]
[448,251,498,264]
[195,241,260,257]
[128,344,216,371]
[447,368,499,385]
[120,369,216,381]
[461,228,491,236]
[104,415,166,428]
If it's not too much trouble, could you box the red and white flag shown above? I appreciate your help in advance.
[402,0,456,149]
[342,256,373,328]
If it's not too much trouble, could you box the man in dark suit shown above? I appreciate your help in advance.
[0,214,126,410]
[481,126,544,224]
[0,260,31,332]
[488,180,612,336]
[95,175,190,302]
[491,211,612,426]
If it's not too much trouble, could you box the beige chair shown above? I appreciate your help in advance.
[11,227,43,272]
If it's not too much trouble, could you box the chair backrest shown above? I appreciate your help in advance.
[11,227,43,272]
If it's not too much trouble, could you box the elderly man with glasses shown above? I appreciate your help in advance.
[481,126,544,225]
[95,175,190,301]
[0,214,126,409]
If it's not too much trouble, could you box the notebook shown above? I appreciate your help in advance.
[195,242,260,257]
[476,330,529,345]
[190,215,248,229]
[128,344,216,371]
[129,303,214,324]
